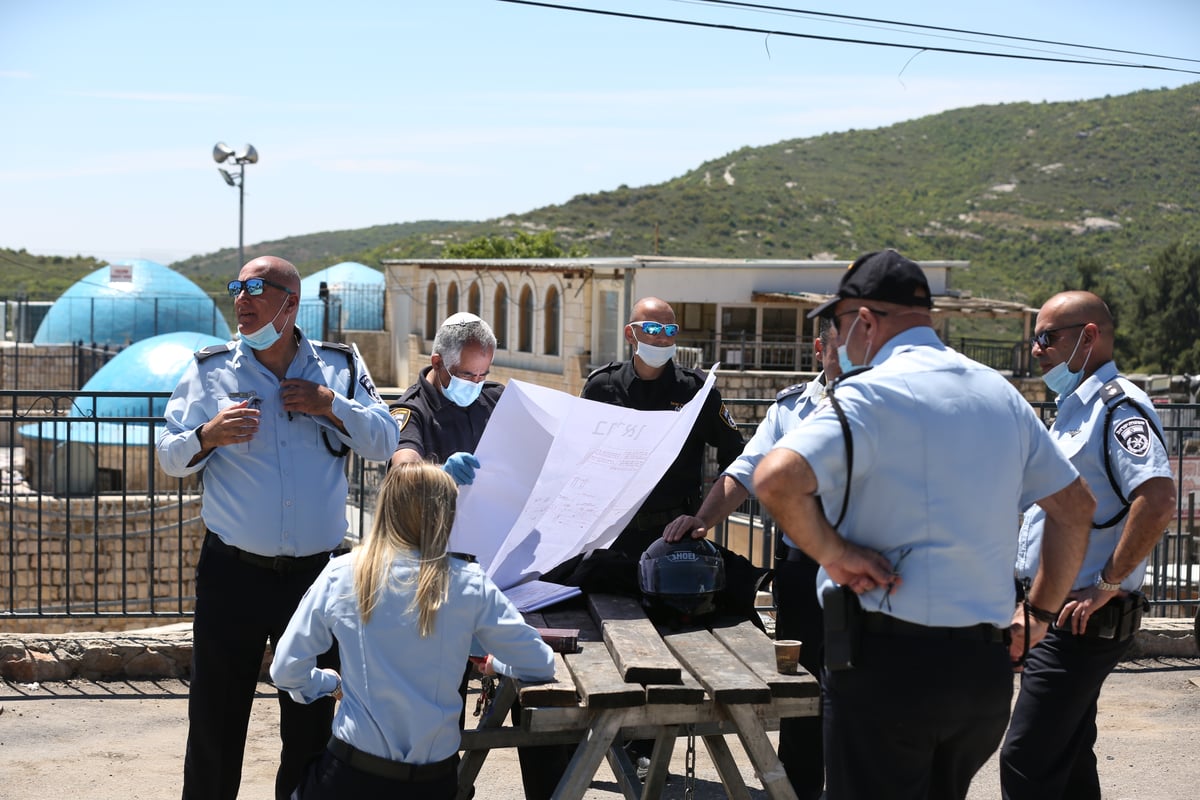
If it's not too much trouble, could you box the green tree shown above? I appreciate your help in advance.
[440,231,587,258]
[1132,241,1200,373]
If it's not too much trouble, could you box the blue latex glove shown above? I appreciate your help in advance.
[443,452,480,486]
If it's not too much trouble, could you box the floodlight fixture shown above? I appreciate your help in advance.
[212,141,259,267]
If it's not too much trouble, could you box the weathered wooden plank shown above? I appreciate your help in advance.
[702,735,755,800]
[587,593,682,686]
[645,667,706,705]
[564,642,645,709]
[660,627,772,705]
[710,620,821,699]
[520,652,581,708]
[540,606,604,643]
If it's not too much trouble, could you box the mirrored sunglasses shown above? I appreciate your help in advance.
[630,321,679,337]
[1029,323,1084,349]
[227,277,295,297]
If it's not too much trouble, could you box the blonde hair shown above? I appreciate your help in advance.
[353,463,458,636]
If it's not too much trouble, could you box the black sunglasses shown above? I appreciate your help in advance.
[227,278,295,297]
[1030,323,1085,349]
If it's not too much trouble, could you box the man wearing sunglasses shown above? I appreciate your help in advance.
[388,312,503,486]
[157,256,399,800]
[581,296,744,557]
[1001,291,1175,800]
[754,250,1094,800]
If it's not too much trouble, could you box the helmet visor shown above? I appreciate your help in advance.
[639,552,725,596]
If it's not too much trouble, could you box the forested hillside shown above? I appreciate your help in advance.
[5,83,1197,314]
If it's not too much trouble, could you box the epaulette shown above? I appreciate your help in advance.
[195,342,235,361]
[775,382,808,402]
[315,340,353,357]
[1099,378,1126,406]
[586,361,621,380]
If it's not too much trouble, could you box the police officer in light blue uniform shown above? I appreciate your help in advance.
[1002,291,1176,800]
[157,256,400,800]
[664,321,839,800]
[754,250,1095,800]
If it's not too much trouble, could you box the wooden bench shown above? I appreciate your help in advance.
[458,593,819,800]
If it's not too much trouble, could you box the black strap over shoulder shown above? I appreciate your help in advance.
[1093,378,1166,529]
[825,367,872,530]
[313,340,358,458]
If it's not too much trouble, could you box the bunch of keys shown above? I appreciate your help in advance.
[473,675,497,718]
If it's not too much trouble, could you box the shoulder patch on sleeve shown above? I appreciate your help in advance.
[389,407,412,432]
[1113,417,1152,458]
[719,402,739,430]
[775,382,808,402]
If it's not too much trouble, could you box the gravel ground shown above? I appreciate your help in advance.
[3,657,1199,800]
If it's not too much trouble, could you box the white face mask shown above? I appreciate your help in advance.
[631,327,676,368]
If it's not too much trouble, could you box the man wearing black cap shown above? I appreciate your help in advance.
[754,250,1095,799]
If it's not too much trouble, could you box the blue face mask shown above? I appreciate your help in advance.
[443,371,484,408]
[240,298,291,350]
[1041,331,1091,396]
[836,316,870,374]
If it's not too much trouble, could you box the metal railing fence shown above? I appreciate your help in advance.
[1,392,1196,625]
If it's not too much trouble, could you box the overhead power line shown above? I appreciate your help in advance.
[497,0,1200,75]
[686,0,1200,65]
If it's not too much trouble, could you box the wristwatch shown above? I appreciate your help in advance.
[1094,571,1122,592]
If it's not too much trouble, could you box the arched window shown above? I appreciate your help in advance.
[518,285,534,353]
[468,281,482,316]
[424,281,439,340]
[493,284,509,349]
[446,282,459,317]
[544,285,560,356]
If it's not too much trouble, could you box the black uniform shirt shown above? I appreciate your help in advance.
[581,359,743,515]
[389,365,504,463]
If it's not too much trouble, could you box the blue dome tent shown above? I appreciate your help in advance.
[297,262,384,339]
[33,259,231,346]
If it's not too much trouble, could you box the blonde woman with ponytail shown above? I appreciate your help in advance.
[271,463,555,799]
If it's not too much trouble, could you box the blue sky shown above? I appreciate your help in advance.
[1,0,1196,266]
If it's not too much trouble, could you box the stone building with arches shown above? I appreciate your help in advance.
[381,255,1038,400]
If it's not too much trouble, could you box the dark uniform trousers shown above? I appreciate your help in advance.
[290,743,458,800]
[773,550,825,800]
[1000,628,1133,800]
[822,628,1013,800]
[183,536,338,800]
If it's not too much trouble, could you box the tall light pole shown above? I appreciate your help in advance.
[212,142,259,268]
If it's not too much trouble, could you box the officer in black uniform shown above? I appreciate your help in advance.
[389,312,503,484]
[581,296,744,556]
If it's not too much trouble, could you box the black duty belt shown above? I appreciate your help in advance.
[327,737,458,781]
[778,546,819,567]
[204,531,334,574]
[861,611,1008,644]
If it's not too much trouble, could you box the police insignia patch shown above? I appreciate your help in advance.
[390,407,411,432]
[1114,417,1151,457]
[720,402,738,430]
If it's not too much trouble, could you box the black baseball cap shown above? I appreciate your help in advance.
[808,250,933,319]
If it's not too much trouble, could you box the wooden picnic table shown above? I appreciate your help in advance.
[457,593,820,800]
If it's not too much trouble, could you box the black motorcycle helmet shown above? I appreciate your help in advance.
[638,537,726,618]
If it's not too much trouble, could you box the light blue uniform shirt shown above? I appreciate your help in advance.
[724,377,830,553]
[1015,361,1172,591]
[270,552,555,764]
[156,334,399,556]
[773,327,1079,628]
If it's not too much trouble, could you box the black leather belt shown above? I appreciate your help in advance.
[862,611,1008,644]
[778,546,818,566]
[327,737,458,781]
[204,531,333,573]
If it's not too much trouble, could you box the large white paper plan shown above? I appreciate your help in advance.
[449,368,718,594]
